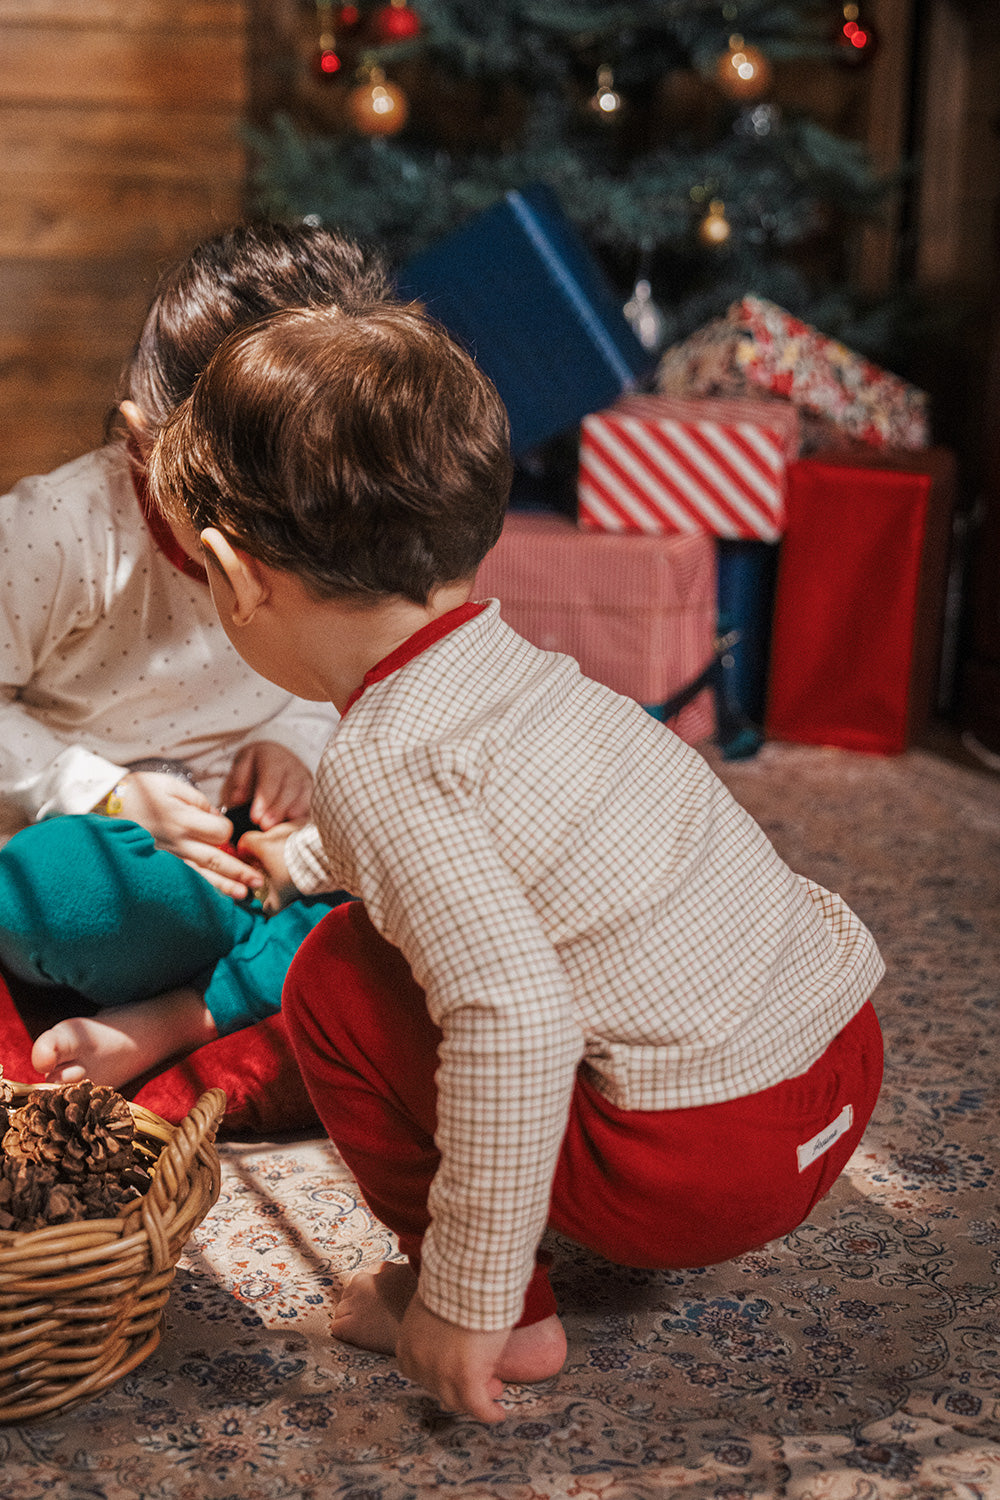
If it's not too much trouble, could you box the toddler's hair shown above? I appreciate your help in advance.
[148,302,513,604]
[111,220,389,440]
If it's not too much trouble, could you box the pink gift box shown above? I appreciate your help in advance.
[578,393,800,541]
[474,511,716,745]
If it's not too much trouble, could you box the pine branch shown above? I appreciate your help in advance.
[251,0,905,351]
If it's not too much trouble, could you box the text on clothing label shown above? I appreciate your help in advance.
[797,1103,854,1173]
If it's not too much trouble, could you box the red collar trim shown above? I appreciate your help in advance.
[128,442,209,586]
[342,600,488,717]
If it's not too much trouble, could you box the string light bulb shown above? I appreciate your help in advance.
[347,62,410,135]
[312,0,342,79]
[835,2,878,64]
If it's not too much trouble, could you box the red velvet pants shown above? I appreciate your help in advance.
[283,901,883,1327]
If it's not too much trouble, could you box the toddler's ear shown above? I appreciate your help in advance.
[200,527,270,625]
[120,401,153,460]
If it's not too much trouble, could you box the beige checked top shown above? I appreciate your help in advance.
[285,601,884,1332]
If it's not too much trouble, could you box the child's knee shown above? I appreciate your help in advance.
[1,814,153,907]
[283,900,435,1055]
[0,815,143,974]
[0,812,252,1004]
[283,902,358,1037]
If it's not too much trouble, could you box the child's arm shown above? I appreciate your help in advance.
[396,1295,510,1425]
[317,748,585,1336]
[237,823,302,912]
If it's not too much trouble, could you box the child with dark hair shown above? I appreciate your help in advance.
[0,221,389,1088]
[148,301,885,1425]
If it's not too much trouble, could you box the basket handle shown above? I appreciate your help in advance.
[139,1088,226,1271]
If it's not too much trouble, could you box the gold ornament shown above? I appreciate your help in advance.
[588,65,622,119]
[698,199,732,247]
[715,33,772,101]
[347,63,409,136]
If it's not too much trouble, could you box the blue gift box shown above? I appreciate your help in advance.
[716,538,780,726]
[396,185,653,456]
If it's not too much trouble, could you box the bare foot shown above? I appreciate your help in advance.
[499,1315,568,1385]
[30,988,217,1087]
[32,1014,155,1087]
[332,1260,568,1383]
[332,1260,417,1354]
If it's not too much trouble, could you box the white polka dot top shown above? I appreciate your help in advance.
[0,444,338,840]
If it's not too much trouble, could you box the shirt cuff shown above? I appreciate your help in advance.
[34,747,130,822]
[284,821,340,896]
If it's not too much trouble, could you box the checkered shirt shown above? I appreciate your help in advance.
[285,601,884,1331]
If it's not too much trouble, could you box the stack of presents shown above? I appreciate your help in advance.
[399,185,956,758]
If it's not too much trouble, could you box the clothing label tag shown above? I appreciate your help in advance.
[797,1103,854,1173]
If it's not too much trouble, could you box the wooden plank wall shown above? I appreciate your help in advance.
[0,0,248,492]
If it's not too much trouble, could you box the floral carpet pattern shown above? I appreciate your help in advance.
[2,743,999,1499]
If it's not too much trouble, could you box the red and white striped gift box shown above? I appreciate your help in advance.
[578,394,800,540]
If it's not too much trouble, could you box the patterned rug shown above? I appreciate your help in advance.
[2,742,999,1500]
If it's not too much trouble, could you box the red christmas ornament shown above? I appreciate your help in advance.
[312,0,343,80]
[372,0,421,42]
[313,46,343,78]
[835,3,878,65]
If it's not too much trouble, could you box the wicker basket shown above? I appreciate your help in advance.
[0,1082,226,1424]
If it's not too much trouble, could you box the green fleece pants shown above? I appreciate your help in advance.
[0,814,339,1035]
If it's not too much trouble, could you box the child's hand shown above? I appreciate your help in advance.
[396,1294,510,1425]
[221,740,314,829]
[110,771,264,900]
[237,823,300,914]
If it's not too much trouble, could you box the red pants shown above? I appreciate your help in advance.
[283,901,883,1326]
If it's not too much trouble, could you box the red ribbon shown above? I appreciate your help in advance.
[128,441,208,585]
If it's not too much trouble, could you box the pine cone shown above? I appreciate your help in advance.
[0,1064,12,1138]
[75,1168,150,1220]
[1,1155,74,1231]
[0,1082,153,1232]
[3,1081,139,1180]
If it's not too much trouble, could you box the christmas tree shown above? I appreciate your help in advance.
[250,0,893,355]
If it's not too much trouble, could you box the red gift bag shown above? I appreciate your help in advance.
[766,448,956,755]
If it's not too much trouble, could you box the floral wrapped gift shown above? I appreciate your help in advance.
[657,295,930,453]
